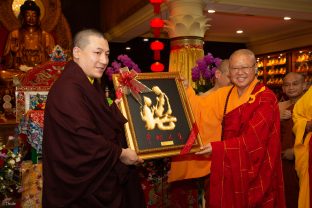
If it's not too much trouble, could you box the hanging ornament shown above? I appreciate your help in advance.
[149,0,164,14]
[151,62,164,72]
[149,0,165,70]
[150,40,164,60]
[151,62,165,72]
[150,18,164,38]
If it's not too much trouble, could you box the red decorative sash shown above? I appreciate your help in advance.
[180,123,199,155]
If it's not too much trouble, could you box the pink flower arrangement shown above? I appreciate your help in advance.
[105,55,141,80]
[191,53,222,81]
[191,53,222,92]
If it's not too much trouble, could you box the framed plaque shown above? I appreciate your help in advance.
[113,72,202,160]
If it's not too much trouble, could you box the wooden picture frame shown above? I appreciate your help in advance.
[113,72,202,160]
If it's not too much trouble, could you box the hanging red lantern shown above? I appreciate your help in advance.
[150,18,164,38]
[149,0,164,14]
[151,62,164,72]
[150,40,164,60]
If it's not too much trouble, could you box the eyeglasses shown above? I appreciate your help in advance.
[230,64,256,73]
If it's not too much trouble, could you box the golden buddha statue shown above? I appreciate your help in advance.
[3,0,55,70]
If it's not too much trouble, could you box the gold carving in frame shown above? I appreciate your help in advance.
[15,86,50,123]
[112,72,202,160]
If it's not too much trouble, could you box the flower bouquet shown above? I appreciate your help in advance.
[191,53,222,94]
[105,54,143,101]
[105,54,141,80]
[0,143,22,203]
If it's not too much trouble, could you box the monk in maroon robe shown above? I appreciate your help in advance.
[42,29,146,207]
[197,49,285,207]
[280,104,300,208]
[279,72,306,208]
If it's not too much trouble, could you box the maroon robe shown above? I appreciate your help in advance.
[210,84,285,208]
[280,104,299,208]
[42,61,145,207]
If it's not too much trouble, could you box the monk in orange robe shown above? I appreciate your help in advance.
[169,60,231,181]
[197,49,285,207]
[168,60,231,207]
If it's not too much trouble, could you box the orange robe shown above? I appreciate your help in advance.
[168,87,222,182]
[169,79,260,182]
[210,82,285,207]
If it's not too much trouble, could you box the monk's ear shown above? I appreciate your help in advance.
[282,85,286,94]
[215,70,221,79]
[73,46,81,59]
[303,81,308,91]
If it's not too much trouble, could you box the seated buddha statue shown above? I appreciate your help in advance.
[3,0,55,70]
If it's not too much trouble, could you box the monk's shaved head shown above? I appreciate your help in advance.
[283,72,305,83]
[229,49,256,65]
[73,29,106,49]
[282,72,306,99]
[218,59,229,73]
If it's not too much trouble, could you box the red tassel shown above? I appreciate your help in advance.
[153,28,161,38]
[154,51,160,60]
[153,4,161,14]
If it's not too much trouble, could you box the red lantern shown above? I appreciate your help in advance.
[150,40,164,60]
[149,0,164,14]
[150,18,164,38]
[151,62,164,72]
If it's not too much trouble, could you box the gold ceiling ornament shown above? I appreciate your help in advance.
[0,0,61,32]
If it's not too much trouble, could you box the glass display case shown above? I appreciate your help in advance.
[255,48,312,100]
[256,46,312,87]
[256,57,265,84]
[292,48,312,84]
[256,53,288,87]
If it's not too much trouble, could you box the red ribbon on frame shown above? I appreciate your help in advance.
[180,123,199,155]
[117,67,151,105]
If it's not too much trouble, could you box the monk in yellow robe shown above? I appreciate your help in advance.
[293,86,312,208]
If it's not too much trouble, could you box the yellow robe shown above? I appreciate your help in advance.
[293,86,312,208]
[168,78,259,182]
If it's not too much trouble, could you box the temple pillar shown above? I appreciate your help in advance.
[164,0,210,86]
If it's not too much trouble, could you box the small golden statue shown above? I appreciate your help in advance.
[3,0,55,70]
